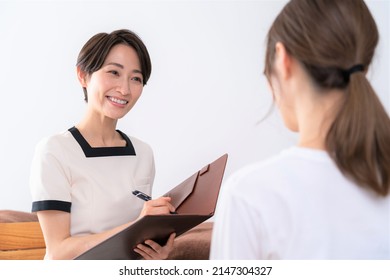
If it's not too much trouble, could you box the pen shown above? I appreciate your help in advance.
[132,190,178,214]
[132,190,152,201]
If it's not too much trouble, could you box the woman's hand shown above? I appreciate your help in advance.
[138,196,176,217]
[134,197,176,259]
[134,233,176,260]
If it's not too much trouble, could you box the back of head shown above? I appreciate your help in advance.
[265,0,390,196]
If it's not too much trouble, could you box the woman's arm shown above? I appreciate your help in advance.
[38,210,130,260]
[38,197,176,260]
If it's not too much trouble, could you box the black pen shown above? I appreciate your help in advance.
[132,190,178,214]
[132,190,152,201]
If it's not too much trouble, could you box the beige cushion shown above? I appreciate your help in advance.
[168,222,213,260]
[0,210,38,223]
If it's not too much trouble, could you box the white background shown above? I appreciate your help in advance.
[0,0,389,212]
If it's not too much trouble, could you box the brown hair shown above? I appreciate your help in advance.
[264,0,390,196]
[76,29,152,102]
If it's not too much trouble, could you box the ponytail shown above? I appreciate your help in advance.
[265,0,389,196]
[326,73,390,196]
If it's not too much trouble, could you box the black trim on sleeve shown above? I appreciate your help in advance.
[68,126,136,158]
[32,200,71,213]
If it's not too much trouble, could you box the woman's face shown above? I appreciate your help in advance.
[81,44,144,121]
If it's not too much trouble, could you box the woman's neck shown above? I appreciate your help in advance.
[296,88,345,150]
[75,113,125,147]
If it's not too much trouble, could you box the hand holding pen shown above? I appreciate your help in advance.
[132,190,177,215]
[132,190,177,259]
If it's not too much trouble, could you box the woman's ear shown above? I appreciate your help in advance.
[76,66,88,87]
[274,42,293,80]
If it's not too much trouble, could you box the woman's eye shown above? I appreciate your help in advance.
[108,70,119,76]
[132,77,143,83]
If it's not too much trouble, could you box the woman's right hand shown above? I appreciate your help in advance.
[138,196,176,218]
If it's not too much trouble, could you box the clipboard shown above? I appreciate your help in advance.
[74,153,228,260]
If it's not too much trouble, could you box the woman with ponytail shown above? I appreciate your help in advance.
[211,0,390,259]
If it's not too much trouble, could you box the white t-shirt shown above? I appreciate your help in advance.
[210,147,390,259]
[30,127,155,236]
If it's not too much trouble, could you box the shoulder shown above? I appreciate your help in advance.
[117,130,154,161]
[34,130,74,155]
[225,149,293,189]
[127,135,153,155]
[223,147,321,203]
[228,147,331,186]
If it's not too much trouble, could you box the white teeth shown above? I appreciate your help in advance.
[108,97,128,105]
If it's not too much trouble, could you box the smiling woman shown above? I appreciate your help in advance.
[77,44,144,129]
[29,29,176,260]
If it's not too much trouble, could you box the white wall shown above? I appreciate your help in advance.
[0,0,388,212]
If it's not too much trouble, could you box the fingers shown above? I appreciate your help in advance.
[134,241,165,260]
[148,197,175,212]
[134,233,176,260]
[139,197,176,216]
[134,244,156,260]
[166,232,176,248]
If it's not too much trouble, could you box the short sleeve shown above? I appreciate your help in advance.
[210,179,266,259]
[30,136,72,213]
[210,164,278,260]
[210,160,295,260]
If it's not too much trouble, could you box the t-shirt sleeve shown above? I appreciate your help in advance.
[210,169,272,260]
[30,137,72,213]
[211,185,258,259]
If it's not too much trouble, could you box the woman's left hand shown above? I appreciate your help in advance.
[134,232,176,260]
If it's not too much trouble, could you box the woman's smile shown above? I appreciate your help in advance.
[107,96,129,107]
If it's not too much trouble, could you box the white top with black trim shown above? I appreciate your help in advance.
[30,127,155,236]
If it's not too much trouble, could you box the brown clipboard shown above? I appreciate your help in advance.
[74,153,228,260]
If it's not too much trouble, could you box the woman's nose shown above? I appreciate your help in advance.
[118,80,131,95]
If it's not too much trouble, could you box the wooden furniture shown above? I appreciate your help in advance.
[0,221,45,260]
